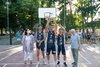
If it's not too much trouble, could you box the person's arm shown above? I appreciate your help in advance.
[35,31,39,43]
[78,35,81,50]
[41,30,45,43]
[45,19,50,33]
[53,20,57,35]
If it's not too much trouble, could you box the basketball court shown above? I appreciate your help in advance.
[0,44,100,67]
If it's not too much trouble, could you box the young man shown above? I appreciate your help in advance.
[45,19,57,67]
[36,24,46,67]
[56,27,67,67]
[70,29,81,67]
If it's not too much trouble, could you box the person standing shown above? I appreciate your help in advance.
[45,19,57,67]
[70,29,81,67]
[36,24,46,67]
[65,30,68,43]
[90,32,96,44]
[82,29,86,44]
[86,30,91,45]
[22,30,34,64]
[56,27,67,67]
[16,31,21,42]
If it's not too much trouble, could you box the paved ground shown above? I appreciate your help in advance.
[0,44,100,67]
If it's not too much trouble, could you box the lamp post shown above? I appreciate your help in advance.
[64,0,66,28]
[39,0,41,24]
[6,0,12,45]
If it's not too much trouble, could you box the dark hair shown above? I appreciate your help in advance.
[24,30,27,35]
[37,24,43,31]
[38,24,42,27]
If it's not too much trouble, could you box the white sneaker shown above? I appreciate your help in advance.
[36,62,40,67]
[43,59,46,65]
[47,63,50,67]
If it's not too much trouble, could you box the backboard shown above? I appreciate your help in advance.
[38,8,56,18]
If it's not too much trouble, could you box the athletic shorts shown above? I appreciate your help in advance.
[36,42,45,51]
[46,43,56,55]
[57,45,66,55]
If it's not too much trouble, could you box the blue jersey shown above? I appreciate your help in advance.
[37,31,44,40]
[57,34,64,46]
[47,31,55,44]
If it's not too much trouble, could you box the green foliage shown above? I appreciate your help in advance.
[0,0,100,34]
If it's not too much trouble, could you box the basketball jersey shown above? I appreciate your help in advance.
[57,34,64,46]
[37,31,44,40]
[47,31,55,44]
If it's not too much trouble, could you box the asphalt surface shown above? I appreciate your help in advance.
[0,44,100,67]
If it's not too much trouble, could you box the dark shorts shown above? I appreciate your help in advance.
[46,43,56,55]
[36,42,45,51]
[57,45,66,55]
[86,35,90,40]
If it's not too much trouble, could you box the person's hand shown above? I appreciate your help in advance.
[39,41,42,46]
[47,18,51,22]
[37,40,40,43]
[78,47,81,51]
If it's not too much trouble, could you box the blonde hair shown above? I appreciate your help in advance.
[71,29,75,32]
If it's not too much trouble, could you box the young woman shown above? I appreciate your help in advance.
[36,24,46,67]
[22,30,34,64]
[45,19,57,67]
[56,27,67,67]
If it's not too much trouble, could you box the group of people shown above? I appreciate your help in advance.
[82,29,100,45]
[21,19,81,67]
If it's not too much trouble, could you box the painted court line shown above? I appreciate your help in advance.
[0,47,22,62]
[0,46,19,54]
[0,62,92,65]
[0,52,18,62]
[79,52,91,64]
[2,64,7,67]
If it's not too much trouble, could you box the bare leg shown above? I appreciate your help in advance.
[57,55,60,61]
[42,51,46,64]
[53,54,56,64]
[63,55,66,61]
[57,55,60,65]
[37,49,40,62]
[36,49,40,67]
[63,55,67,67]
[42,51,45,59]
[47,55,50,64]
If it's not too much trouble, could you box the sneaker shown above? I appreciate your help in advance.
[43,59,46,65]
[30,60,32,64]
[24,60,27,64]
[72,65,77,67]
[72,62,75,65]
[57,61,60,65]
[47,63,50,67]
[64,62,67,67]
[36,62,39,67]
[56,61,60,67]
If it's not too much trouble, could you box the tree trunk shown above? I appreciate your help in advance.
[1,28,3,35]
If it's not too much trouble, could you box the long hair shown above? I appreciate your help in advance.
[37,24,43,32]
[24,30,27,35]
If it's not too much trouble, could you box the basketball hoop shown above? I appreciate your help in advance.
[38,8,56,19]
[44,16,49,21]
[44,12,52,21]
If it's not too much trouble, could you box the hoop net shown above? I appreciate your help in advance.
[44,12,52,20]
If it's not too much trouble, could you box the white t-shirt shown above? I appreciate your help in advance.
[25,36,32,45]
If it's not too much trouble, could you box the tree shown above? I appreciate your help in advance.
[77,0,100,30]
